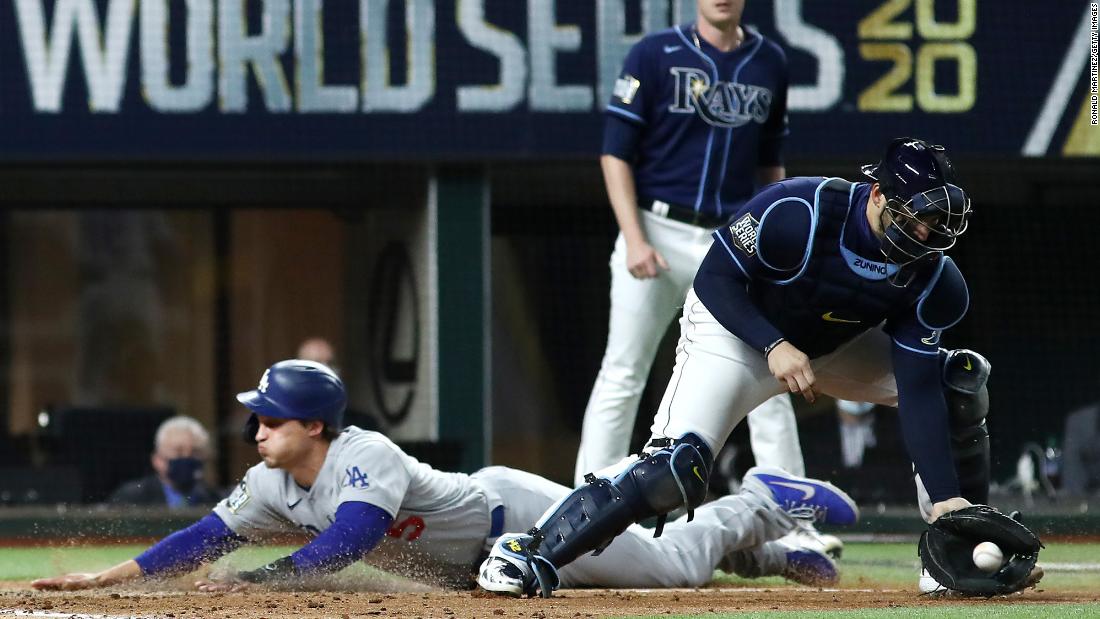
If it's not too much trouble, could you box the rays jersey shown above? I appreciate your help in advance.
[214,427,499,584]
[607,23,789,219]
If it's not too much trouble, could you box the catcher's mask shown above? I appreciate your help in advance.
[862,138,972,286]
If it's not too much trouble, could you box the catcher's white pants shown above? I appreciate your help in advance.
[650,288,903,455]
[575,210,805,485]
[476,466,794,588]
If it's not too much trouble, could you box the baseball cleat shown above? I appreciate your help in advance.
[745,467,860,526]
[782,544,839,587]
[477,534,559,598]
[918,565,1045,597]
[780,519,845,559]
[918,568,950,595]
[478,556,531,597]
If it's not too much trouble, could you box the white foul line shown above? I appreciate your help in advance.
[1022,3,1095,156]
[0,611,149,619]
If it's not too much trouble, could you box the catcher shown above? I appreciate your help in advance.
[477,138,1045,598]
[33,360,857,592]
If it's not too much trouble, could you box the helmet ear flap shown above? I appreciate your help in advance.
[243,414,259,445]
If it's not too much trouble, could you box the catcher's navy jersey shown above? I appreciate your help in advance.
[708,177,966,357]
[607,24,788,219]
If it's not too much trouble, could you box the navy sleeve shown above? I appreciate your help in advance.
[757,45,789,167]
[892,345,961,503]
[885,308,942,356]
[134,513,245,577]
[606,39,652,125]
[601,114,642,161]
[695,179,824,353]
[693,241,785,353]
[289,502,393,574]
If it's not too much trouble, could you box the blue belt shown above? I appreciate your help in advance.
[489,505,505,538]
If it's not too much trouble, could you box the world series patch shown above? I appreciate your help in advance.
[729,213,759,256]
[227,480,251,514]
[613,74,641,104]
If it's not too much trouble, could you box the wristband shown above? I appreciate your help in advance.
[763,338,786,358]
[237,556,297,584]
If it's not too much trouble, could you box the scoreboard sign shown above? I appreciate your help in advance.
[0,0,1093,160]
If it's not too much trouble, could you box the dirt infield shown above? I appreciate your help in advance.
[2,584,1095,618]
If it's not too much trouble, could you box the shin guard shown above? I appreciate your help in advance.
[533,433,713,570]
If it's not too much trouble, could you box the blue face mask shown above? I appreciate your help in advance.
[166,457,204,494]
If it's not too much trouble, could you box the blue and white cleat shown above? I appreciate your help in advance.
[783,544,839,587]
[477,534,559,598]
[745,466,860,526]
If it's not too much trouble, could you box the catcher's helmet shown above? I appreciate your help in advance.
[862,138,972,284]
[238,360,346,431]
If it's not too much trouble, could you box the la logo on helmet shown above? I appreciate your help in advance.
[258,369,271,393]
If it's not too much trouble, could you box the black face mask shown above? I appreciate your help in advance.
[166,457,204,494]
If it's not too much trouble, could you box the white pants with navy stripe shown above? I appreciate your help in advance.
[650,288,902,457]
[575,210,805,485]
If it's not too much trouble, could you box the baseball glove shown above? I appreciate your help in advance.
[918,505,1043,596]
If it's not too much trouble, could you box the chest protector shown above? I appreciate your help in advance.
[751,178,926,358]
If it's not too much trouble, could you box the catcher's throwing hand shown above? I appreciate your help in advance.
[31,573,102,591]
[767,341,817,403]
[919,504,1043,596]
[930,497,972,521]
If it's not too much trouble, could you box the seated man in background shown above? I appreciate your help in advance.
[297,337,337,373]
[297,336,380,432]
[109,416,220,508]
[35,360,856,592]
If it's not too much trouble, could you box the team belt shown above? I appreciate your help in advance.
[644,199,728,229]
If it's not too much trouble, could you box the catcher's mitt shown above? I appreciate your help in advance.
[918,505,1043,596]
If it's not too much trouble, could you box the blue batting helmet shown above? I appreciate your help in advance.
[237,360,346,429]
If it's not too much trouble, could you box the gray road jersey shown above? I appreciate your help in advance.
[214,427,496,584]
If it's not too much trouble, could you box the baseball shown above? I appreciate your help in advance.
[972,541,1004,573]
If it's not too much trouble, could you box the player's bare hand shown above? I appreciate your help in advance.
[930,496,972,522]
[767,341,817,403]
[31,573,103,591]
[194,578,251,593]
[625,241,670,279]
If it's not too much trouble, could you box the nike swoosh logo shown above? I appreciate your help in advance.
[693,466,705,483]
[287,498,302,510]
[663,45,682,53]
[963,356,972,371]
[822,312,861,324]
[771,480,816,500]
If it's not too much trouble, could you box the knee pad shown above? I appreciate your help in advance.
[941,348,990,428]
[941,348,991,504]
[533,433,712,569]
[631,433,714,525]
